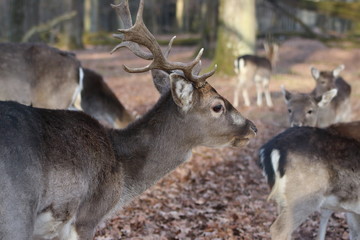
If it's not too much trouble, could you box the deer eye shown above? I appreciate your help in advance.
[288,109,292,113]
[307,110,313,114]
[212,104,223,113]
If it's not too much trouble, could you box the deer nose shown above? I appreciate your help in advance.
[248,120,257,135]
[291,122,302,127]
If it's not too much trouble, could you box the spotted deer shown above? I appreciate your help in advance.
[233,42,278,108]
[0,42,134,128]
[0,1,257,239]
[311,64,352,124]
[259,121,360,240]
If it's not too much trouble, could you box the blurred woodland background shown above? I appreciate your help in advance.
[1,0,360,75]
[2,0,360,239]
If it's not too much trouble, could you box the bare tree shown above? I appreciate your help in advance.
[213,0,257,75]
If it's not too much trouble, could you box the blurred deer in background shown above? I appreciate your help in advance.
[311,64,352,124]
[0,42,134,128]
[259,121,360,240]
[233,42,278,108]
[282,65,351,128]
[281,87,338,128]
[0,0,257,239]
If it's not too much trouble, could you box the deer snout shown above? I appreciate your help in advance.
[291,122,303,127]
[248,119,257,136]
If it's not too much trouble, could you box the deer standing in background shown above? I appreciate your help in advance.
[259,121,360,240]
[233,42,278,108]
[0,42,134,128]
[282,87,338,128]
[0,1,257,239]
[311,64,352,124]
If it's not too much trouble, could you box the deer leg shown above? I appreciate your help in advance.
[233,75,242,108]
[271,197,321,240]
[346,213,360,240]
[317,209,333,240]
[262,78,273,107]
[255,81,263,106]
[242,88,250,107]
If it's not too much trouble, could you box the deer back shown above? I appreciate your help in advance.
[259,123,360,239]
[0,42,81,109]
[81,68,134,128]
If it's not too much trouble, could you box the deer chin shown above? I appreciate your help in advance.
[231,137,251,147]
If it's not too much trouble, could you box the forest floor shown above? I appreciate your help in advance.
[75,37,360,240]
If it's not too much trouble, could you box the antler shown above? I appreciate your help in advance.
[111,0,216,88]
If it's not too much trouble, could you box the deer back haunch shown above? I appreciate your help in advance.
[0,43,134,129]
[259,123,360,240]
[81,68,134,128]
[0,42,82,109]
[0,0,256,239]
[233,43,278,108]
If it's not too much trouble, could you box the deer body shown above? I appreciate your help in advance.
[233,43,278,108]
[0,74,256,239]
[0,0,256,239]
[0,43,134,128]
[259,122,360,240]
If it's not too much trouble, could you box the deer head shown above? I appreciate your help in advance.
[282,86,337,127]
[311,64,345,97]
[110,0,257,148]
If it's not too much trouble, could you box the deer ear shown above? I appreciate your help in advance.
[169,73,194,112]
[317,88,337,107]
[151,69,170,95]
[311,67,320,80]
[333,64,345,78]
[281,85,292,103]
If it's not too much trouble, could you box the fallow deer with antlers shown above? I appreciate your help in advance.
[0,1,256,239]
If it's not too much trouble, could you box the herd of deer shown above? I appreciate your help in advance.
[0,0,358,240]
[232,17,359,240]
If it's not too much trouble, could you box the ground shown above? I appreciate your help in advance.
[75,37,360,240]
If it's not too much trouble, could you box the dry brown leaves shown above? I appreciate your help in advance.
[75,38,360,240]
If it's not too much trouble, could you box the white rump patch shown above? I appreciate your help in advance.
[68,67,84,110]
[268,149,287,202]
[271,149,280,173]
[239,58,246,73]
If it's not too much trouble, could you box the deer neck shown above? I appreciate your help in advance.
[108,92,195,203]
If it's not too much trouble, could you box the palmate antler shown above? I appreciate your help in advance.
[111,0,216,88]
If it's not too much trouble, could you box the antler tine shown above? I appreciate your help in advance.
[111,0,132,28]
[164,36,176,59]
[112,0,217,87]
[111,0,153,60]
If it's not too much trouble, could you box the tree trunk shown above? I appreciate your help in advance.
[9,0,26,42]
[213,0,257,75]
[199,0,218,58]
[63,0,84,49]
